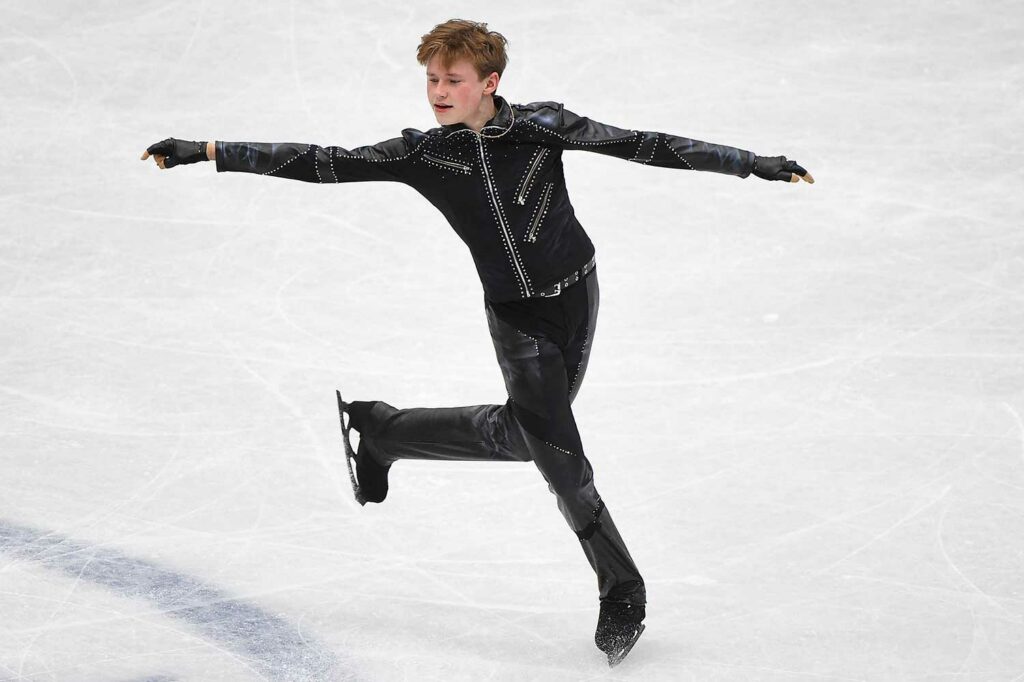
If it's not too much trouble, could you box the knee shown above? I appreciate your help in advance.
[510,399,577,450]
[544,475,597,507]
[492,401,534,462]
[544,477,604,537]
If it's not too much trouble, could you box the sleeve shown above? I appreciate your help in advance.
[529,102,756,179]
[214,135,413,184]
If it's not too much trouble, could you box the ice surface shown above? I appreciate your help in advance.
[1,1,1023,680]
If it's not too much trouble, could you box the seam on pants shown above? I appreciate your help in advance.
[514,328,540,356]
[568,320,590,397]
[545,440,578,457]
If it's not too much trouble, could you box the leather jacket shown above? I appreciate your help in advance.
[215,95,756,302]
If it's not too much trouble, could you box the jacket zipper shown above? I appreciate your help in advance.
[476,136,531,296]
[422,152,471,174]
[515,148,549,205]
[526,182,554,243]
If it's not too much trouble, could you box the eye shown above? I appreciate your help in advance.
[450,80,461,84]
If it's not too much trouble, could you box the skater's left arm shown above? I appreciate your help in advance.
[526,102,813,183]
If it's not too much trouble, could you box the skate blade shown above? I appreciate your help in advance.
[336,390,367,506]
[607,623,645,668]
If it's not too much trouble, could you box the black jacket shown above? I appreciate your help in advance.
[215,95,756,302]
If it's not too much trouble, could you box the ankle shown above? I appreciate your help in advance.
[346,400,378,434]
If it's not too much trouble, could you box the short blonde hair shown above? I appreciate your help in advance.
[416,19,509,87]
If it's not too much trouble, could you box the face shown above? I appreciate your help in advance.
[426,55,498,125]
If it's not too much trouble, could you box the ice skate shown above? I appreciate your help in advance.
[336,391,392,505]
[594,601,645,667]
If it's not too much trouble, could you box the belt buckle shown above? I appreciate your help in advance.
[538,282,561,297]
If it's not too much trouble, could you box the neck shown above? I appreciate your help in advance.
[465,95,497,132]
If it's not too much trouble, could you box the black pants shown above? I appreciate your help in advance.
[352,267,646,605]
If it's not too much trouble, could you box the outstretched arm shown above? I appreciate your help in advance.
[141,136,413,184]
[215,138,412,183]
[524,102,813,183]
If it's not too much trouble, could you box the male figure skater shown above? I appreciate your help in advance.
[142,18,813,666]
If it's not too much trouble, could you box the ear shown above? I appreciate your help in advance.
[485,71,500,95]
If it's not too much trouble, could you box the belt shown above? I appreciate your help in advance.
[532,255,596,298]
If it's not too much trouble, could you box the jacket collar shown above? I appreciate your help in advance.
[442,95,514,137]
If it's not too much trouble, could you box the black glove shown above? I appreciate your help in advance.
[145,138,209,168]
[752,155,808,182]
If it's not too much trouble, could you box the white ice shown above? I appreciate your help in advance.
[1,1,1023,680]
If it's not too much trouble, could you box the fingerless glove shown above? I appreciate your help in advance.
[752,155,807,182]
[145,138,209,168]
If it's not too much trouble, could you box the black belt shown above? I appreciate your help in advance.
[532,255,596,297]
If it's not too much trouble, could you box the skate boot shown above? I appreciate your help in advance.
[594,600,646,667]
[336,391,392,505]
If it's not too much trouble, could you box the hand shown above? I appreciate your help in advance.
[141,138,208,169]
[752,155,814,184]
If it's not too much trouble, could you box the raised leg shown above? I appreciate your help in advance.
[345,399,532,465]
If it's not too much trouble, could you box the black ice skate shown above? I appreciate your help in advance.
[335,390,391,505]
[594,601,646,667]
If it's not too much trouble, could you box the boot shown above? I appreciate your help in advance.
[594,600,646,667]
[337,393,392,504]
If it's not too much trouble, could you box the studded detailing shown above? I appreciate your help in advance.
[526,181,554,243]
[532,255,595,298]
[215,96,757,302]
[515,147,549,205]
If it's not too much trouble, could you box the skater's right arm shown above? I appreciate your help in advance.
[214,137,413,183]
[141,136,414,184]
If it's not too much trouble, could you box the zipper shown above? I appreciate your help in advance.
[422,152,472,174]
[515,148,549,205]
[476,136,531,296]
[526,182,554,243]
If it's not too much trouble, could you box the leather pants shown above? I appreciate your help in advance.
[350,268,646,605]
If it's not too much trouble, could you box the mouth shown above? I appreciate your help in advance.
[434,103,453,112]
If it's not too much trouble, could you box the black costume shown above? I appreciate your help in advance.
[213,95,758,607]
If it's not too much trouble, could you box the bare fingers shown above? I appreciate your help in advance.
[140,150,167,169]
[783,159,814,184]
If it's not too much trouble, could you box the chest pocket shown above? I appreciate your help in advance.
[420,151,473,175]
[514,147,550,205]
[524,181,554,243]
